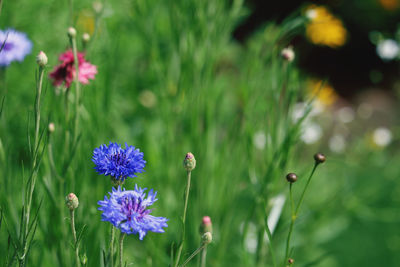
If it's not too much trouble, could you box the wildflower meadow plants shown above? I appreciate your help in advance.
[0,0,351,266]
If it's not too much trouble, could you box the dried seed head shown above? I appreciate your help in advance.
[67,27,77,38]
[314,153,326,164]
[202,232,212,245]
[36,51,48,67]
[183,152,196,171]
[65,193,79,210]
[200,216,213,234]
[286,173,298,183]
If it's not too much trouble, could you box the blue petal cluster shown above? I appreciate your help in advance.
[92,142,146,181]
[0,29,32,67]
[98,186,168,240]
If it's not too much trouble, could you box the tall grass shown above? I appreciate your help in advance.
[0,1,322,266]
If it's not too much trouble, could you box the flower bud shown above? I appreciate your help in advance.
[288,258,294,264]
[48,122,55,133]
[201,232,212,245]
[36,51,48,67]
[286,173,298,183]
[314,153,326,164]
[281,47,295,62]
[67,27,77,38]
[82,33,90,43]
[183,152,196,171]
[66,193,79,210]
[199,216,212,234]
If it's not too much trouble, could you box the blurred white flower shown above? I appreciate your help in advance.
[253,131,267,150]
[376,39,399,61]
[373,127,392,147]
[267,194,285,235]
[337,106,355,123]
[244,223,258,253]
[306,9,317,20]
[301,122,322,144]
[292,102,322,123]
[329,134,346,153]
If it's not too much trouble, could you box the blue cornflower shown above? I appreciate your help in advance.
[0,29,32,67]
[98,186,168,240]
[92,142,146,182]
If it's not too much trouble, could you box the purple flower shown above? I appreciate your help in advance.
[0,29,32,67]
[92,142,146,182]
[98,186,168,240]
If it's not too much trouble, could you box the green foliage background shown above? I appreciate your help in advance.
[0,0,399,266]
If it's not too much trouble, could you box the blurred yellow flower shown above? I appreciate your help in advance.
[305,5,347,48]
[77,11,95,35]
[308,80,338,107]
[379,0,399,10]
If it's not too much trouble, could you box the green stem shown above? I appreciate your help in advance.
[119,233,126,267]
[19,65,45,266]
[295,163,318,215]
[284,183,295,264]
[70,210,80,267]
[179,244,205,267]
[110,226,115,267]
[200,246,207,267]
[69,32,81,145]
[284,163,319,265]
[264,219,277,267]
[33,66,44,164]
[174,170,192,267]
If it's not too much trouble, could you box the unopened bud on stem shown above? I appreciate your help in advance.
[199,216,212,234]
[281,47,295,62]
[36,51,48,67]
[202,232,212,245]
[286,173,298,183]
[183,152,196,171]
[67,27,77,38]
[82,33,90,43]
[48,122,55,133]
[66,193,79,210]
[314,153,326,164]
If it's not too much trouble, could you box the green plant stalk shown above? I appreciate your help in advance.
[33,66,44,165]
[119,233,126,267]
[179,244,205,267]
[174,170,192,267]
[69,32,81,145]
[200,246,207,267]
[70,209,80,267]
[19,65,45,266]
[295,163,318,215]
[284,163,319,265]
[110,226,115,267]
[264,217,277,267]
[284,183,295,265]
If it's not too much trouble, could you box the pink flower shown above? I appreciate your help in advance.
[49,49,97,88]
